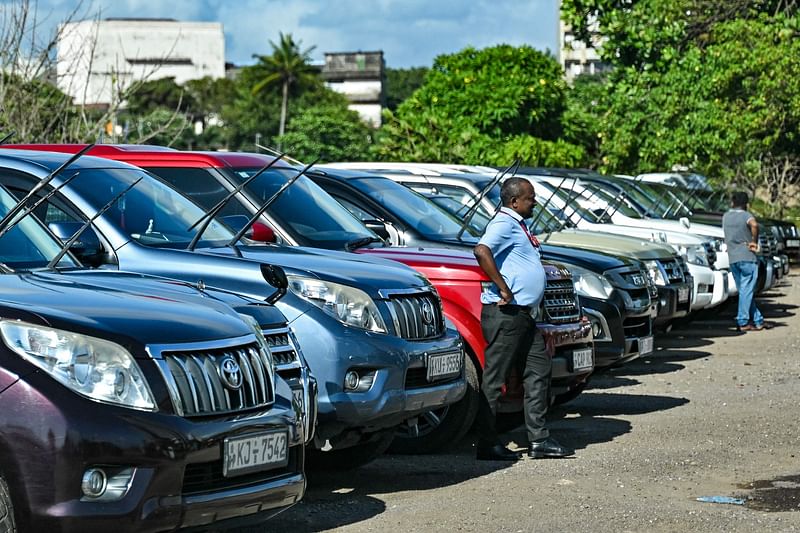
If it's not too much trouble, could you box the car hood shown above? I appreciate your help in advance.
[0,271,256,347]
[542,230,677,261]
[202,244,432,292]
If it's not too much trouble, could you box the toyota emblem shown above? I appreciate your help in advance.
[421,300,435,325]
[219,356,243,390]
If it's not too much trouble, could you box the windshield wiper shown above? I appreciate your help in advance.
[186,153,287,252]
[345,236,384,251]
[455,159,519,242]
[528,175,567,229]
[0,144,95,236]
[0,172,82,240]
[46,177,143,269]
[225,157,320,249]
[0,131,15,145]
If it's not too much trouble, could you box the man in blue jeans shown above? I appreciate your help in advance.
[722,191,767,331]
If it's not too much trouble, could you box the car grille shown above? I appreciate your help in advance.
[702,241,717,268]
[615,267,652,301]
[542,279,581,324]
[659,258,685,283]
[385,292,445,340]
[158,340,275,417]
[262,327,301,369]
[182,446,300,495]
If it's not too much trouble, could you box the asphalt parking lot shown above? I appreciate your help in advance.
[259,270,800,533]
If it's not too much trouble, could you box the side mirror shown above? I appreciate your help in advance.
[48,221,105,267]
[363,219,390,240]
[261,264,288,304]
[221,215,277,243]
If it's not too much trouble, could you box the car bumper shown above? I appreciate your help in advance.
[654,281,692,325]
[709,269,729,308]
[1,374,305,533]
[539,319,594,397]
[582,293,652,370]
[286,309,466,445]
[688,263,714,311]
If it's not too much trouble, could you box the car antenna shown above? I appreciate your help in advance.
[225,157,320,249]
[46,177,143,269]
[0,144,95,235]
[185,153,287,251]
[0,171,82,240]
[0,131,15,145]
[455,159,519,242]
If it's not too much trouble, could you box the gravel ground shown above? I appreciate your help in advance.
[258,270,800,533]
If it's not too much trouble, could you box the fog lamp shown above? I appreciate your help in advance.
[590,319,603,339]
[343,369,376,392]
[81,467,135,502]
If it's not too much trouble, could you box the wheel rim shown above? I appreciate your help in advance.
[395,406,450,439]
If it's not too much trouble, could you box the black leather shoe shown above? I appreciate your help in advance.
[476,444,520,461]
[527,438,574,459]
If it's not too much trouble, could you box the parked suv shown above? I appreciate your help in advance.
[0,147,466,466]
[0,185,305,531]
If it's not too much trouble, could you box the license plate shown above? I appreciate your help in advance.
[223,431,288,477]
[787,239,800,247]
[572,347,593,371]
[426,352,462,381]
[638,335,654,355]
[678,287,690,302]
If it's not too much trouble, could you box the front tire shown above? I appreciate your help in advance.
[389,354,480,454]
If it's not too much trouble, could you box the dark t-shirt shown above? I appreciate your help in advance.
[722,208,756,264]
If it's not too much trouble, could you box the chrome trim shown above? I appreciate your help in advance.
[583,307,611,343]
[377,286,437,299]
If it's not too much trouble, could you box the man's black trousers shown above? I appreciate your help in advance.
[474,303,551,447]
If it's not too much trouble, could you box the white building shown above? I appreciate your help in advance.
[321,51,385,127]
[559,15,609,83]
[57,18,225,107]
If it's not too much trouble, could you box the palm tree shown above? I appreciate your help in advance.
[251,33,317,139]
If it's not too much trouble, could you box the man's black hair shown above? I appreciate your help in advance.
[500,177,529,206]
[731,191,749,208]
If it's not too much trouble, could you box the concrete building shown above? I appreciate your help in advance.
[559,15,609,83]
[57,18,225,107]
[321,51,385,127]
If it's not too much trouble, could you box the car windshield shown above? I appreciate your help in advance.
[223,168,378,249]
[535,181,611,224]
[352,177,482,240]
[426,195,492,234]
[64,168,234,248]
[579,182,642,218]
[0,187,77,270]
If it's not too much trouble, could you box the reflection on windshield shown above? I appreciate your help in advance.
[0,187,77,270]
[68,169,234,248]
[225,168,378,249]
[353,177,481,240]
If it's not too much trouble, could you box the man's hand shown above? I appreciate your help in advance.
[497,286,513,306]
[747,241,759,252]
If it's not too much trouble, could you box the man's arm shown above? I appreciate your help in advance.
[474,244,512,305]
[747,217,759,252]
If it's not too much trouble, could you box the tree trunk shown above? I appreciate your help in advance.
[278,80,289,142]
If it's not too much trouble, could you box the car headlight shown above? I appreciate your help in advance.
[287,276,387,333]
[563,265,614,299]
[644,260,667,286]
[0,320,156,410]
[678,244,709,266]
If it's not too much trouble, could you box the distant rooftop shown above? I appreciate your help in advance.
[104,18,178,22]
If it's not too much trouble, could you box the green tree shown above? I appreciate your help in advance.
[384,67,429,110]
[125,77,193,117]
[276,102,373,162]
[251,33,318,138]
[561,73,610,167]
[375,44,584,165]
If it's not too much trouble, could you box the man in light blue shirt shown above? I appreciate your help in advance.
[473,177,573,461]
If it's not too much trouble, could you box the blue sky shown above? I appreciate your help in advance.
[30,0,559,68]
